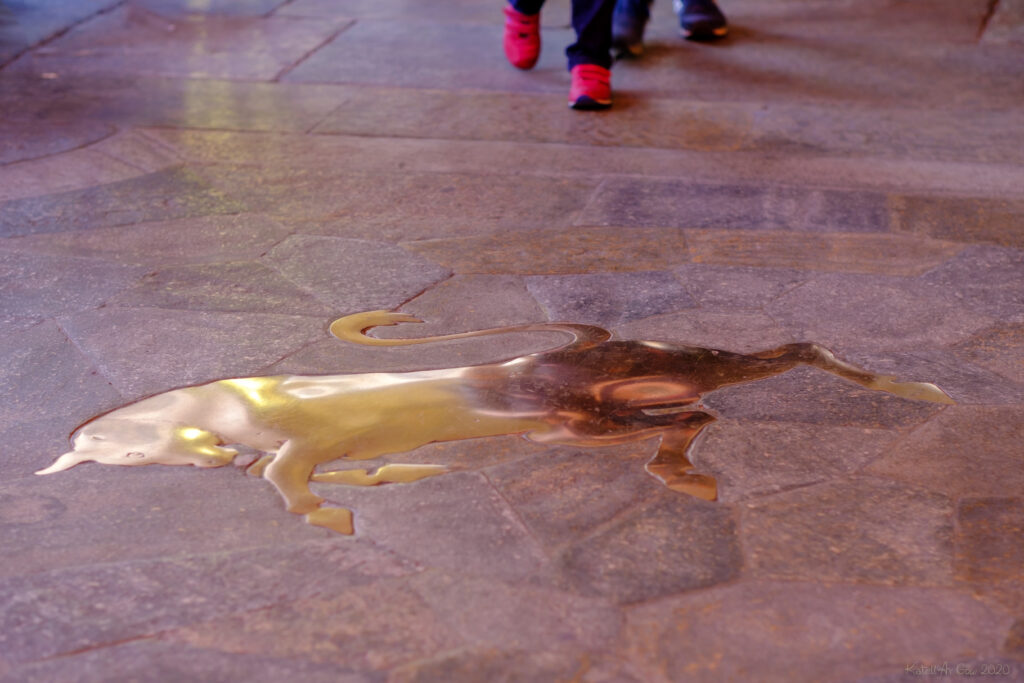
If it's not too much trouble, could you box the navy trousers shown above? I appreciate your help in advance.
[510,0,616,69]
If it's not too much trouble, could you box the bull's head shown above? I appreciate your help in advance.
[36,419,237,475]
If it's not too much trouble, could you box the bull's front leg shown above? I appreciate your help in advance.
[262,439,354,535]
[645,411,718,501]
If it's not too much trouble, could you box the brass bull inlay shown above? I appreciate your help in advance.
[37,311,954,535]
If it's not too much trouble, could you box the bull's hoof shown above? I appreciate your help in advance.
[305,507,354,535]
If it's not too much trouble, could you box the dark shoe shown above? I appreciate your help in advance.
[674,0,728,40]
[504,4,541,70]
[569,64,612,110]
[612,0,653,58]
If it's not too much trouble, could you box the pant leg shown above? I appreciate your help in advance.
[567,0,617,69]
[510,0,544,15]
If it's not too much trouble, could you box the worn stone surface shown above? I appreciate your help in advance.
[866,406,1024,499]
[741,477,955,586]
[622,581,1009,683]
[525,271,695,327]
[555,495,741,604]
[2,0,1021,677]
[264,235,451,312]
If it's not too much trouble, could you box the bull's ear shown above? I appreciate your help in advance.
[35,451,90,475]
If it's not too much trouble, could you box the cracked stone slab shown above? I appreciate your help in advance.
[0,149,143,203]
[403,227,691,275]
[613,310,794,354]
[684,229,963,276]
[702,366,943,428]
[555,495,741,604]
[9,6,351,81]
[695,420,899,501]
[200,166,598,240]
[264,235,450,312]
[921,245,1024,323]
[314,472,547,581]
[740,476,955,586]
[0,167,246,237]
[524,271,695,327]
[107,261,334,316]
[0,0,120,65]
[389,647,602,683]
[622,581,1009,683]
[486,441,668,548]
[0,539,418,664]
[766,272,994,353]
[866,406,1024,499]
[578,178,891,232]
[59,307,327,399]
[0,214,291,267]
[409,572,621,653]
[0,250,146,334]
[1,639,376,683]
[955,498,1024,586]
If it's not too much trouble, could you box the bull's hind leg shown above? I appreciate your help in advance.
[312,463,447,486]
[752,343,954,404]
[645,411,719,501]
[262,439,356,535]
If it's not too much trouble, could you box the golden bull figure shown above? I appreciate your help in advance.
[37,311,954,535]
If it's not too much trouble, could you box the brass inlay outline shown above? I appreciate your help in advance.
[38,311,955,535]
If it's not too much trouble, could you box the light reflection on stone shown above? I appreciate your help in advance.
[37,311,954,535]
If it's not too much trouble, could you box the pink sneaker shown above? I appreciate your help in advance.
[568,64,612,110]
[504,5,540,70]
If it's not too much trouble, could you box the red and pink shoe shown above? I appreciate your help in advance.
[568,64,612,110]
[503,5,540,70]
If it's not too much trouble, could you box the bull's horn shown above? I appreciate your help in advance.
[35,451,90,475]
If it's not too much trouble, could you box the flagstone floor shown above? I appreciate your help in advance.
[1,0,1022,680]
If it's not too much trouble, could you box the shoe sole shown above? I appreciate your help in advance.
[681,25,728,41]
[569,95,612,110]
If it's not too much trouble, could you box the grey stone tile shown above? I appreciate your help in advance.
[313,472,547,580]
[59,307,327,398]
[702,366,943,428]
[284,19,569,92]
[394,274,546,333]
[982,0,1024,44]
[0,0,119,65]
[263,235,451,312]
[741,476,955,586]
[0,149,144,203]
[696,420,899,501]
[486,442,667,548]
[614,310,794,354]
[0,321,121,439]
[0,539,418,663]
[278,0,572,24]
[389,648,590,683]
[922,246,1024,323]
[525,271,695,327]
[578,178,891,232]
[9,6,350,81]
[555,495,741,604]
[672,264,807,310]
[161,578,458,670]
[134,0,289,17]
[0,214,291,267]
[0,167,246,237]
[866,406,1024,499]
[201,166,598,240]
[0,118,114,166]
[766,272,995,354]
[107,261,333,315]
[2,640,378,683]
[0,250,145,333]
[410,572,621,652]
[622,581,1009,683]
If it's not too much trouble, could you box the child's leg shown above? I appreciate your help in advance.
[567,0,617,70]
[510,0,544,13]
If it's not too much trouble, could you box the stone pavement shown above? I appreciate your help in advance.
[1,0,1023,680]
